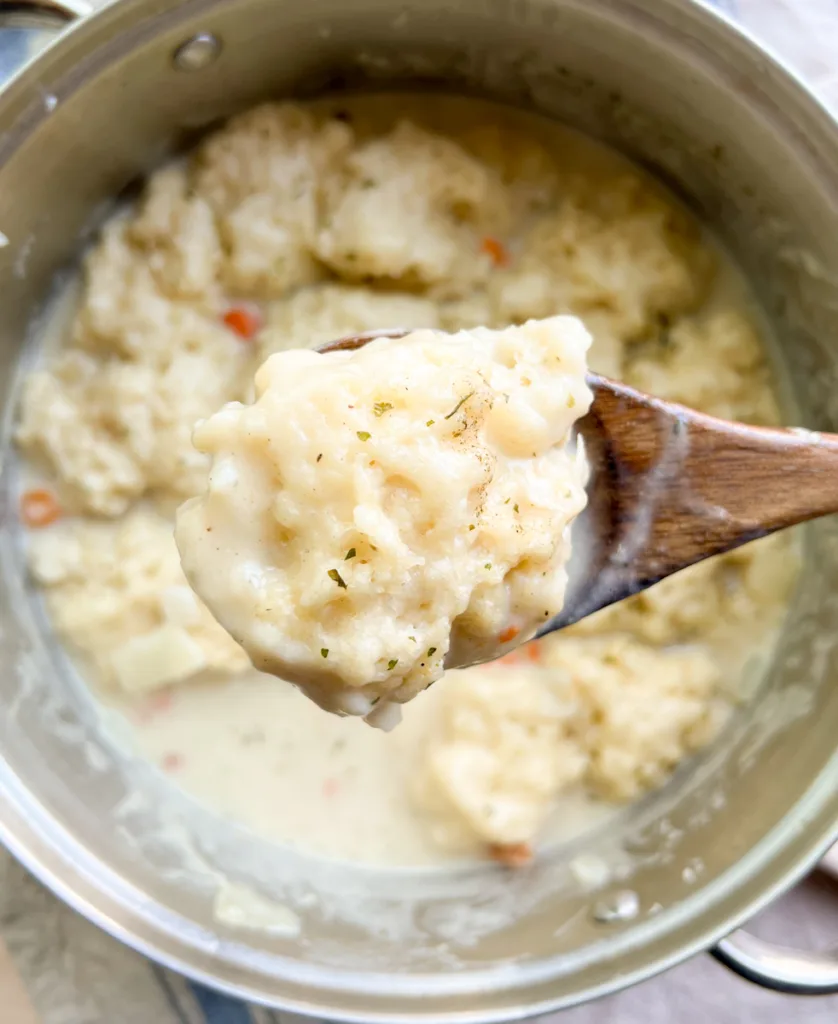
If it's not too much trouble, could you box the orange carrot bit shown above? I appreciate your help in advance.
[481,236,510,267]
[150,690,173,711]
[162,752,184,773]
[526,640,542,663]
[498,625,519,645]
[134,690,174,725]
[322,777,340,798]
[488,842,533,868]
[20,488,62,528]
[222,306,262,340]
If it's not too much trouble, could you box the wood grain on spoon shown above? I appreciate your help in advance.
[321,329,835,635]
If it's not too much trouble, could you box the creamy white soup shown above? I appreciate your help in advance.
[16,94,797,868]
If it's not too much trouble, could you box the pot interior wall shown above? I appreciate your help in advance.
[0,0,837,1017]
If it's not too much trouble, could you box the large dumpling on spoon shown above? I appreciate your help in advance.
[175,318,591,726]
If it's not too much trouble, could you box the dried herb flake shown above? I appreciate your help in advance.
[328,568,347,589]
[387,659,398,671]
[357,430,371,442]
[321,648,329,658]
[427,647,437,657]
[344,548,356,560]
[373,402,393,417]
[444,391,475,420]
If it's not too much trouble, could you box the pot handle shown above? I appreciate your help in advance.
[0,0,91,20]
[712,931,838,995]
[0,0,91,88]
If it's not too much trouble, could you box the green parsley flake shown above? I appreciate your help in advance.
[513,503,519,513]
[357,430,371,442]
[327,568,347,589]
[426,419,435,427]
[427,647,437,657]
[321,648,329,658]
[468,524,476,531]
[387,659,398,671]
[344,548,356,560]
[444,391,475,420]
[374,402,393,417]
[485,563,492,570]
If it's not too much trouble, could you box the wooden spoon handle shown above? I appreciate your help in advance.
[555,374,836,629]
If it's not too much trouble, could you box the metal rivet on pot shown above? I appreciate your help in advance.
[173,34,222,72]
[592,890,640,925]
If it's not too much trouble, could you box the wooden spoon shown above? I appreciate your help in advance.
[321,329,837,635]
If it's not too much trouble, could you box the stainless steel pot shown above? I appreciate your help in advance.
[2,0,838,1016]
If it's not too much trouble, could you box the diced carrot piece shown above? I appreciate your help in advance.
[20,488,62,528]
[526,641,541,663]
[498,625,519,645]
[481,236,510,267]
[149,691,173,712]
[134,690,174,725]
[222,307,262,340]
[162,752,184,772]
[323,778,340,798]
[488,842,533,867]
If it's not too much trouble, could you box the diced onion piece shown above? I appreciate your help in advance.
[110,624,207,693]
[160,585,203,627]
